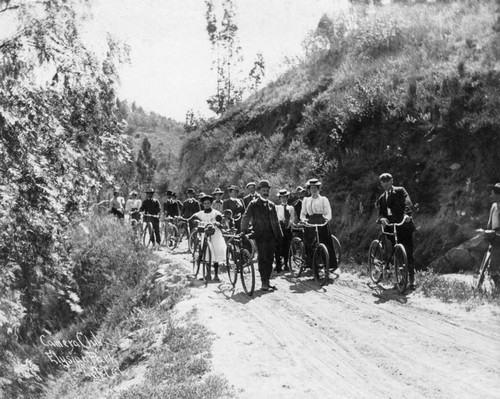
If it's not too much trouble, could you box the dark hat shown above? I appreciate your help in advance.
[130,190,138,196]
[306,178,322,187]
[199,194,213,203]
[171,192,177,197]
[488,183,500,194]
[186,188,195,194]
[257,180,271,189]
[227,185,240,192]
[145,187,155,193]
[212,187,223,195]
[278,189,290,197]
[295,186,305,193]
[246,181,256,188]
[166,190,174,196]
[379,173,393,182]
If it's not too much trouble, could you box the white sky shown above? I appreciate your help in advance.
[85,0,349,122]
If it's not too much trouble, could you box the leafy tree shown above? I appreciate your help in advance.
[0,0,129,394]
[248,52,265,92]
[136,137,157,184]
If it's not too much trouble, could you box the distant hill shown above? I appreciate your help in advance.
[178,0,500,269]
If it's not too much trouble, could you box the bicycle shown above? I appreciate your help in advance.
[224,232,256,296]
[192,222,215,286]
[162,216,179,250]
[142,213,161,249]
[288,221,341,286]
[474,229,499,294]
[368,219,408,293]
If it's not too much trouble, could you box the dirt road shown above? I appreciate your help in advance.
[167,244,500,399]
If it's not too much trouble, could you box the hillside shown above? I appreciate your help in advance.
[179,0,500,270]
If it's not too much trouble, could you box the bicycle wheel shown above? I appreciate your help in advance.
[368,239,384,284]
[142,222,154,248]
[288,237,305,277]
[165,223,179,250]
[331,235,342,268]
[313,243,329,285]
[240,249,255,296]
[394,244,408,293]
[202,244,211,287]
[188,229,198,253]
[192,242,201,277]
[474,249,491,293]
[226,241,238,287]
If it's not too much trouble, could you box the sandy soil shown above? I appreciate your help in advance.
[166,243,500,399]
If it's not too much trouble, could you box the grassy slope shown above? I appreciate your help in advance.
[179,0,500,270]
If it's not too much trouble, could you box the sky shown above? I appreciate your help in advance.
[85,0,350,122]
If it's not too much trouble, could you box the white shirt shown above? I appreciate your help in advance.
[300,195,332,222]
[488,202,499,230]
[276,203,296,227]
[125,198,142,212]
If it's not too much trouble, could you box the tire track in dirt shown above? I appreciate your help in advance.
[166,246,500,399]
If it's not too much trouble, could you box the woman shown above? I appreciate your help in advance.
[125,190,142,222]
[191,194,227,282]
[300,178,337,271]
[110,187,125,219]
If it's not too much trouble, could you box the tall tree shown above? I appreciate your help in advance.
[205,0,244,115]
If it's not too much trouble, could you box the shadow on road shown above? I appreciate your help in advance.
[367,282,408,304]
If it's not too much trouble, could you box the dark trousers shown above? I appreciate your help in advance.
[111,208,124,219]
[385,222,415,279]
[256,236,277,284]
[275,225,292,271]
[144,217,161,245]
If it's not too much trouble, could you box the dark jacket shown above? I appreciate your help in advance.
[241,197,283,241]
[182,198,200,218]
[163,199,180,217]
[377,186,413,224]
[223,197,245,219]
[243,194,257,208]
[140,198,161,215]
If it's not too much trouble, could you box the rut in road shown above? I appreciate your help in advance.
[166,248,500,399]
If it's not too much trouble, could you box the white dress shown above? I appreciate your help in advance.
[193,209,227,263]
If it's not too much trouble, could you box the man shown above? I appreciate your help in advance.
[212,188,224,212]
[223,185,245,231]
[300,178,337,271]
[182,188,201,231]
[243,181,257,208]
[275,189,296,273]
[292,186,306,218]
[241,180,283,291]
[109,187,125,219]
[125,190,141,222]
[486,183,500,290]
[163,190,181,217]
[139,187,162,247]
[376,173,416,290]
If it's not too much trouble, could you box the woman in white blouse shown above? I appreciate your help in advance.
[300,178,337,271]
[191,194,227,282]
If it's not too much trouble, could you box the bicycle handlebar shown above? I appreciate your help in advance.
[296,221,328,228]
[142,213,160,218]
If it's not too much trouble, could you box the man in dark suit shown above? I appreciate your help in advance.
[376,173,416,289]
[243,181,257,208]
[223,185,245,231]
[182,188,201,230]
[163,190,181,217]
[241,180,283,291]
[291,186,306,218]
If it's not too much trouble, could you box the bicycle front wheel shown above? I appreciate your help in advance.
[192,242,201,277]
[331,234,342,269]
[202,244,212,287]
[240,249,255,296]
[226,241,238,287]
[313,243,329,286]
[368,240,384,284]
[288,237,305,277]
[474,250,491,293]
[142,222,154,248]
[165,224,179,250]
[394,244,408,293]
[188,229,198,253]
